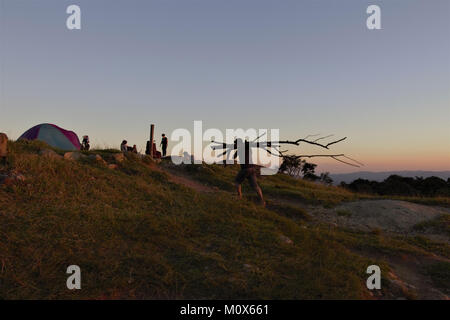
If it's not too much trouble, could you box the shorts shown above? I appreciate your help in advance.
[235,167,259,189]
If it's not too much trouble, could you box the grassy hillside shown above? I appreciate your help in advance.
[0,140,448,299]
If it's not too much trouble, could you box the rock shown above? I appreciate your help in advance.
[89,154,107,165]
[15,174,26,182]
[40,149,62,159]
[279,234,293,245]
[108,164,118,170]
[88,154,101,161]
[64,152,79,161]
[113,153,125,163]
[0,172,26,185]
[64,152,85,161]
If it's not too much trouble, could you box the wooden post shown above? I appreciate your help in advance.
[150,124,155,158]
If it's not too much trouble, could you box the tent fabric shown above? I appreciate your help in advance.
[19,124,81,150]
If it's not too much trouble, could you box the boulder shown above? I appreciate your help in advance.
[0,172,26,185]
[113,153,125,163]
[89,154,107,165]
[40,149,62,159]
[64,152,85,161]
[279,234,293,245]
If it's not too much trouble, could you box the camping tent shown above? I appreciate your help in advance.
[19,123,81,150]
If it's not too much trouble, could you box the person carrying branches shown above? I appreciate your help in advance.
[211,133,362,206]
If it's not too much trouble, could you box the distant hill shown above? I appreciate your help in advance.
[330,171,450,185]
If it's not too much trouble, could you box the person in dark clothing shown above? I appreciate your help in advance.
[233,139,265,206]
[211,138,266,206]
[145,141,151,156]
[0,133,8,166]
[81,135,90,151]
[160,134,168,157]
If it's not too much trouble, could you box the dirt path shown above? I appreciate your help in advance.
[153,164,216,193]
[166,171,215,193]
[388,255,448,299]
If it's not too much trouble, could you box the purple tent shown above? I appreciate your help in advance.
[19,123,81,150]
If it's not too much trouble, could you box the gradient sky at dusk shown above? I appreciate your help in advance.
[1,0,449,173]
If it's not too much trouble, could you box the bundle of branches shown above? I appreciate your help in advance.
[212,133,363,168]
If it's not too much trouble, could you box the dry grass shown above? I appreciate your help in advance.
[0,141,372,299]
[1,141,448,299]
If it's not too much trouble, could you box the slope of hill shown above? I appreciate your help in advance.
[0,140,449,299]
[330,171,450,185]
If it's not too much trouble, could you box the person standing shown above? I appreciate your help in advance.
[81,135,90,151]
[233,139,265,206]
[160,134,168,157]
[0,133,8,166]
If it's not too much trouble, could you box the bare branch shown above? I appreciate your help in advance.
[331,156,361,167]
[342,155,364,167]
[313,134,333,142]
[295,136,347,149]
[303,134,321,140]
[280,153,363,167]
[265,135,347,149]
[210,134,362,168]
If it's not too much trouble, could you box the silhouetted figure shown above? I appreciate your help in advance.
[0,133,8,166]
[160,134,168,157]
[233,139,265,206]
[145,141,151,155]
[81,135,90,151]
[120,140,128,153]
[131,145,137,153]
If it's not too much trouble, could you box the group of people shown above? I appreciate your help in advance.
[81,133,168,157]
[120,140,138,153]
[120,133,168,157]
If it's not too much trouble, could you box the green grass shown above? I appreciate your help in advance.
[164,162,362,206]
[164,162,450,208]
[1,140,449,299]
[0,141,374,299]
[266,202,312,222]
[405,236,450,259]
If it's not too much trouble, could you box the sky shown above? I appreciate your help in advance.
[1,0,449,173]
